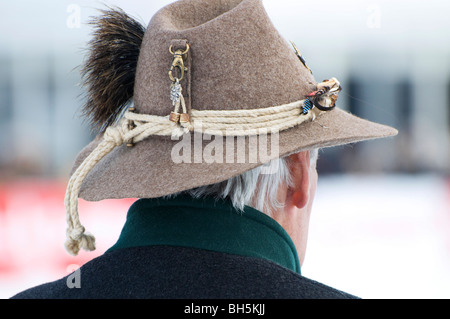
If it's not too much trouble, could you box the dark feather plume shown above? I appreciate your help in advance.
[80,7,146,132]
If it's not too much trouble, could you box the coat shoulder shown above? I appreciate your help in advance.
[11,246,359,299]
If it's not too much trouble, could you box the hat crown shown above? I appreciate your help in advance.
[133,0,316,117]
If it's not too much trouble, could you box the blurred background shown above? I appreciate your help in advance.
[0,0,449,298]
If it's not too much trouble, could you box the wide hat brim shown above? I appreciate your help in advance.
[75,107,397,201]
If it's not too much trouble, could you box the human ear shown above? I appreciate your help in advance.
[286,151,311,209]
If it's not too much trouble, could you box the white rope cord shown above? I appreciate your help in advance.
[191,108,315,134]
[192,109,300,124]
[64,77,341,255]
[123,99,316,137]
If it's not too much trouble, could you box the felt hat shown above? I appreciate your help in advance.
[64,0,397,255]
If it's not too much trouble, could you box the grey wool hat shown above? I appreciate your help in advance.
[64,0,398,255]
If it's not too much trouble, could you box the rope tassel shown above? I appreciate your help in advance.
[64,126,125,255]
[63,116,178,255]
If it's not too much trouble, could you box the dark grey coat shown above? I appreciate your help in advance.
[11,245,357,299]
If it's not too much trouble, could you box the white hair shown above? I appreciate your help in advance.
[173,149,319,216]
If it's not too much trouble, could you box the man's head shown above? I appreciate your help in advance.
[176,149,319,265]
[63,0,397,256]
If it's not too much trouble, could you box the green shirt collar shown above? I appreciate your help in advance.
[108,194,301,274]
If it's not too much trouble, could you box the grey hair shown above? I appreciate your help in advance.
[174,149,319,216]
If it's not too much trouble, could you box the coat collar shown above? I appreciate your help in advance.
[108,194,301,274]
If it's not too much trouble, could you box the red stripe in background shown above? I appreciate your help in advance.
[0,179,134,278]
